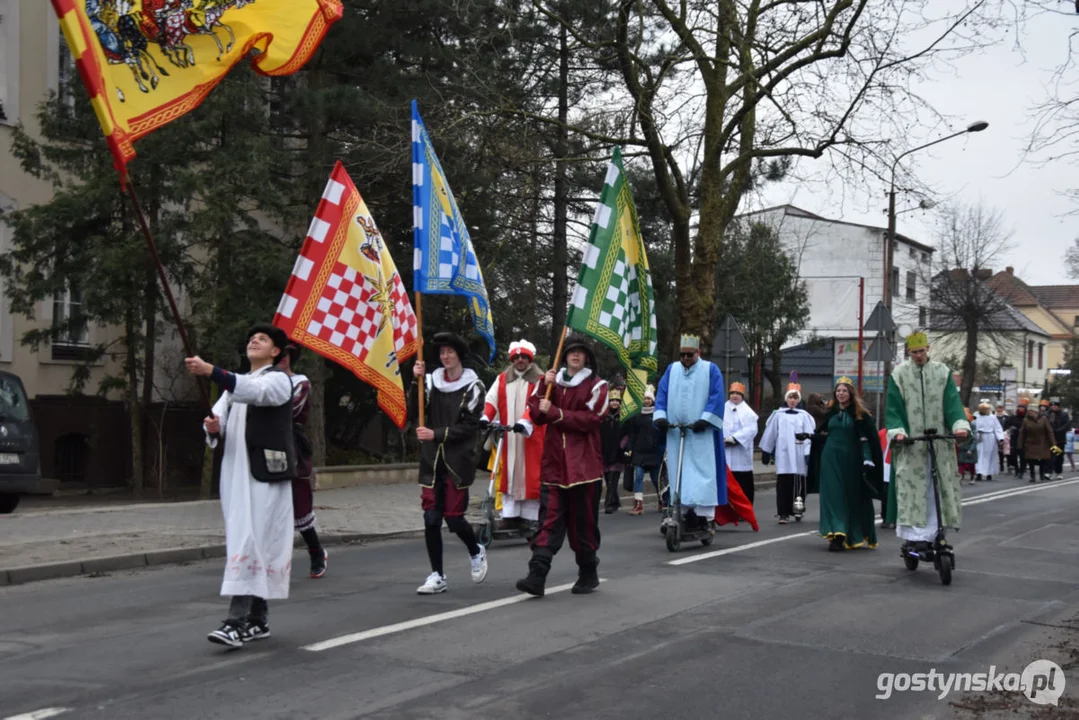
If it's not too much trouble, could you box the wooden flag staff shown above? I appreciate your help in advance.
[545,326,568,400]
[415,291,425,427]
[126,183,212,413]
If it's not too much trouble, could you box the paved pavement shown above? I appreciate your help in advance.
[0,460,778,581]
[0,472,1076,719]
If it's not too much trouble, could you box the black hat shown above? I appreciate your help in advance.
[561,335,597,370]
[432,332,471,365]
[247,323,289,365]
[286,343,302,366]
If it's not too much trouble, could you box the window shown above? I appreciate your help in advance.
[906,271,916,301]
[1038,343,1044,370]
[919,307,927,327]
[909,247,916,258]
[58,38,75,112]
[52,286,89,361]
[922,252,930,264]
[1028,340,1034,368]
[0,0,18,126]
[891,267,900,297]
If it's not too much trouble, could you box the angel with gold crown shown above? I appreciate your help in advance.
[806,374,885,551]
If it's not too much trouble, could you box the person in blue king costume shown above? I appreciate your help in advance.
[654,334,727,528]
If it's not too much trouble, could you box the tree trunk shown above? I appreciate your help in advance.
[142,268,157,491]
[308,365,327,468]
[199,382,218,499]
[961,326,979,407]
[549,22,570,354]
[126,310,143,498]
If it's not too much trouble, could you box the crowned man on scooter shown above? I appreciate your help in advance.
[886,332,970,553]
[654,335,728,530]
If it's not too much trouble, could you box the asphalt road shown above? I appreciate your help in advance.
[2,475,1078,720]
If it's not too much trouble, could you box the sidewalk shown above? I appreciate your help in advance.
[0,461,777,586]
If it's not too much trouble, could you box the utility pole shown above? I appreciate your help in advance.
[880,120,989,421]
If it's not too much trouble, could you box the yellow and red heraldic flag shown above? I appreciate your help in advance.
[51,0,343,179]
[274,162,420,429]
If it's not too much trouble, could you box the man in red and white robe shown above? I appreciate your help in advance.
[482,340,546,527]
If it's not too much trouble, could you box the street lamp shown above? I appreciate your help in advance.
[879,120,988,420]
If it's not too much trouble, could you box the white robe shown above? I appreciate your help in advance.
[759,408,815,476]
[207,366,295,600]
[723,400,758,472]
[485,370,540,520]
[974,414,1004,477]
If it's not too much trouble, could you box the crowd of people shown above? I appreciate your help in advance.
[182,325,1069,650]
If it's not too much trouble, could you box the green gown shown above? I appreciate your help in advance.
[817,408,880,549]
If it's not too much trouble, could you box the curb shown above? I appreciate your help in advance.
[0,529,424,589]
[0,478,779,588]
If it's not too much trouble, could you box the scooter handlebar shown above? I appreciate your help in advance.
[899,433,959,445]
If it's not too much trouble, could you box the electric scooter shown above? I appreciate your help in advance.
[472,423,537,548]
[896,428,956,586]
[660,424,716,551]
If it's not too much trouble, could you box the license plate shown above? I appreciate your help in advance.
[0,454,18,464]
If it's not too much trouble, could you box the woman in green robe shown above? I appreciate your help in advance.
[807,377,884,551]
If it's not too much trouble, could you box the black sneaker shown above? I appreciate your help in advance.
[310,549,328,579]
[207,621,244,649]
[515,573,546,597]
[239,620,271,643]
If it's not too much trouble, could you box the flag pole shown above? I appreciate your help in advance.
[545,326,568,399]
[125,182,212,413]
[415,291,425,427]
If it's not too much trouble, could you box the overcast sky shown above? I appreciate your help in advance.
[751,7,1077,288]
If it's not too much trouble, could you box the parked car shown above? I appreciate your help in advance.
[0,371,45,513]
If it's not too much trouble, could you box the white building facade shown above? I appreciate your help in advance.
[736,205,934,392]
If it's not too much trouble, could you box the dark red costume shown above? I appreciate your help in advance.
[517,338,609,597]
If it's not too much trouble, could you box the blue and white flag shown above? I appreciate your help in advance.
[411,100,495,361]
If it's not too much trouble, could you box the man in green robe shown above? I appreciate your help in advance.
[885,332,970,547]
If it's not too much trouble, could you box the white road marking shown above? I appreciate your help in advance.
[302,579,605,652]
[666,531,816,566]
[669,476,1079,566]
[2,709,72,720]
[960,477,1079,506]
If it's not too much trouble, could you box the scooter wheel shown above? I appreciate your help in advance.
[903,554,919,571]
[938,559,952,586]
[700,534,714,546]
[794,515,803,523]
[666,525,682,552]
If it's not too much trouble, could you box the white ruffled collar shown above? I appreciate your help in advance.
[432,367,478,392]
[556,367,593,388]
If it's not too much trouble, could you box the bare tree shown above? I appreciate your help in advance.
[518,0,1006,350]
[1016,1,1079,210]
[925,203,1025,405]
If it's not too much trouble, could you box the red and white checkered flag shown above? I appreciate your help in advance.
[274,162,418,428]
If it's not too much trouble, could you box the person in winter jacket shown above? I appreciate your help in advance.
[1045,399,1071,479]
[1066,427,1077,472]
[624,385,663,515]
[600,389,626,514]
[1018,407,1056,483]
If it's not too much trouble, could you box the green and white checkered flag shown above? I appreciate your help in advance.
[566,147,658,419]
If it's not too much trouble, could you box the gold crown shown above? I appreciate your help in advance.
[905,331,929,350]
[836,376,855,387]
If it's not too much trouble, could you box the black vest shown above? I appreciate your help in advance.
[244,368,297,482]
